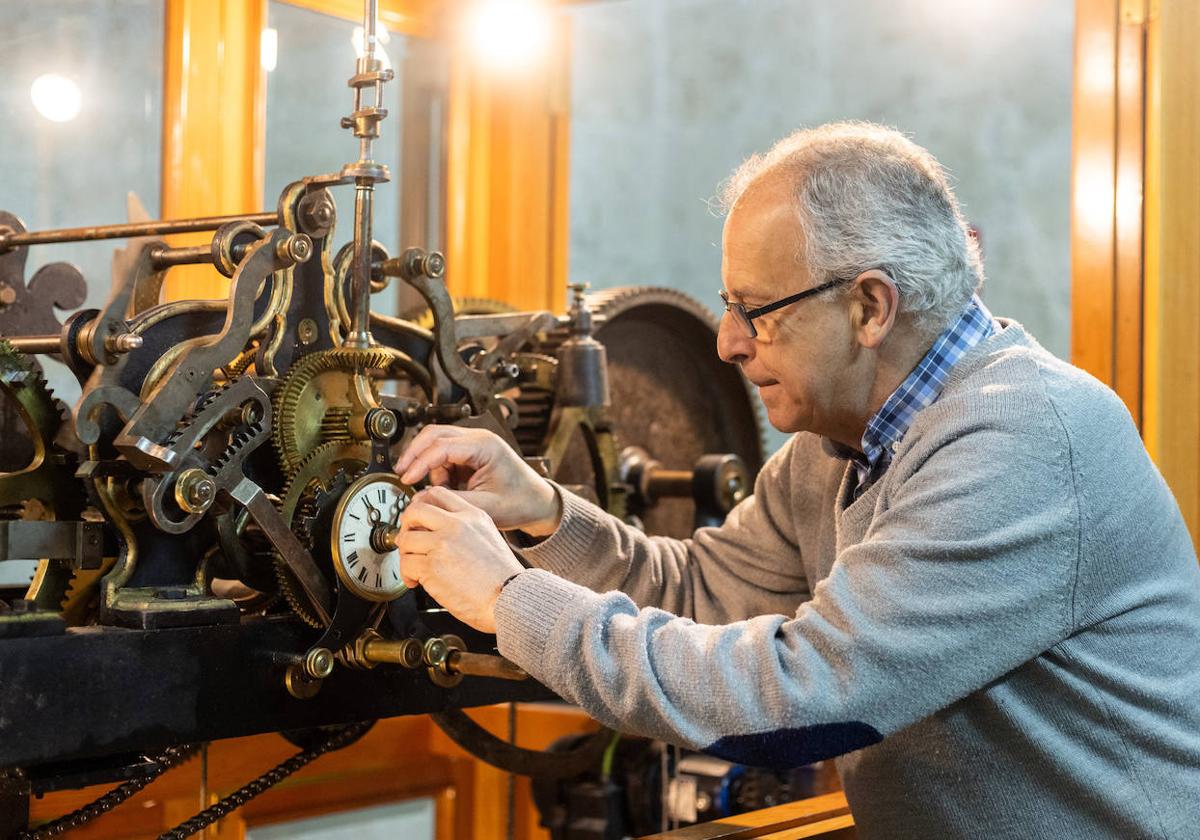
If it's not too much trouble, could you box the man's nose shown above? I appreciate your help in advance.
[716,311,753,365]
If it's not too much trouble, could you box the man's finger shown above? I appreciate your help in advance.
[400,496,458,532]
[397,440,488,485]
[393,425,485,476]
[416,484,476,514]
[395,529,438,555]
[398,552,425,590]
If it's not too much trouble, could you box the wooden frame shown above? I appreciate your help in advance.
[1072,0,1200,540]
[158,0,570,311]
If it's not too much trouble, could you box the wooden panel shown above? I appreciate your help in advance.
[641,792,853,840]
[1113,0,1146,424]
[444,11,571,313]
[161,0,268,302]
[1143,0,1200,538]
[1070,0,1146,422]
[1071,0,1118,384]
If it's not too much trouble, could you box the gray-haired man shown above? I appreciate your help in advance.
[394,123,1200,839]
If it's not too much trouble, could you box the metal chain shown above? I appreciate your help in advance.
[157,721,375,840]
[18,744,199,839]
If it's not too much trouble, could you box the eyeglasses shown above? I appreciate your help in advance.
[719,276,852,338]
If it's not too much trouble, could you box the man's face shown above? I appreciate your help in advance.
[717,180,857,437]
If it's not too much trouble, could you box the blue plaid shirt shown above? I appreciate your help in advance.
[852,294,996,494]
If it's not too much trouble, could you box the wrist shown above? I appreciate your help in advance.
[520,481,562,538]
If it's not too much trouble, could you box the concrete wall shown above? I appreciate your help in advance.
[567,0,1074,369]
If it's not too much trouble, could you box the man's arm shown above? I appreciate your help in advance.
[494,425,1078,769]
[396,425,819,623]
[513,438,816,623]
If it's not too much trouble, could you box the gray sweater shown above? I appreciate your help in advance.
[494,321,1200,839]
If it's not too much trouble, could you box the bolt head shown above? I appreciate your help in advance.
[0,286,16,306]
[280,234,313,264]
[425,252,446,278]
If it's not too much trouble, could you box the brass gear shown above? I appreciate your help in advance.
[272,440,370,627]
[271,347,399,475]
[0,341,95,619]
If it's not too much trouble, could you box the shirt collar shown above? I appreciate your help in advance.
[856,294,996,480]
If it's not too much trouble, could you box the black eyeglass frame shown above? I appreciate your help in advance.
[719,275,853,338]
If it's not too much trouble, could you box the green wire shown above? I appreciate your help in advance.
[600,730,622,780]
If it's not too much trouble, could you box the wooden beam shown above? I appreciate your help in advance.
[1070,0,1146,423]
[160,0,267,301]
[1143,0,1200,538]
[444,9,571,313]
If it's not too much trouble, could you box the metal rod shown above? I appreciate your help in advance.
[447,650,529,682]
[346,183,375,348]
[2,335,61,354]
[150,242,251,270]
[0,212,279,250]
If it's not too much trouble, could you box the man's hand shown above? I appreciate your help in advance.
[397,486,525,634]
[394,425,561,536]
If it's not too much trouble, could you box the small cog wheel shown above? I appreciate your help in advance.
[272,440,370,627]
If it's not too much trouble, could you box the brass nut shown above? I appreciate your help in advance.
[303,647,335,679]
[174,468,216,514]
[0,285,16,306]
[424,252,445,278]
[297,318,318,346]
[278,234,313,264]
[365,408,397,441]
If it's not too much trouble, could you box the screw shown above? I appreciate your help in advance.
[297,318,318,345]
[105,333,143,353]
[0,286,16,306]
[425,252,446,278]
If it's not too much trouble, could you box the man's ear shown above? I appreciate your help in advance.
[852,270,900,349]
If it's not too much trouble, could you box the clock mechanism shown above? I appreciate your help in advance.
[331,473,410,602]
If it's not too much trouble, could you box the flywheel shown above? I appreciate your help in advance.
[549,287,764,539]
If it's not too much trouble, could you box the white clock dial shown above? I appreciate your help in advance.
[331,473,411,601]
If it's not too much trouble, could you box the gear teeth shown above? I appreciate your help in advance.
[271,440,370,628]
[271,347,403,476]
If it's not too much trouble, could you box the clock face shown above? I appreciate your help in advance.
[331,473,411,602]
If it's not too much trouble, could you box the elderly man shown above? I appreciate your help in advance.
[394,123,1200,838]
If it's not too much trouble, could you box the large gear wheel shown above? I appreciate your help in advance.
[272,440,370,627]
[271,347,401,476]
[540,287,766,538]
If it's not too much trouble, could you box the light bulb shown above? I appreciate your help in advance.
[469,0,551,70]
[30,74,81,123]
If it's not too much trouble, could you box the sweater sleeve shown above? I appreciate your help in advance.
[512,436,813,623]
[493,423,1078,769]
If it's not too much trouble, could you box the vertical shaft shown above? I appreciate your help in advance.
[342,0,386,349]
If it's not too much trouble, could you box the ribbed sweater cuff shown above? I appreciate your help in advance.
[512,485,604,577]
[494,568,591,677]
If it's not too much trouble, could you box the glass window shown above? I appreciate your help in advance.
[0,0,163,584]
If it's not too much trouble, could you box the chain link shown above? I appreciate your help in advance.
[18,745,199,839]
[157,721,374,840]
